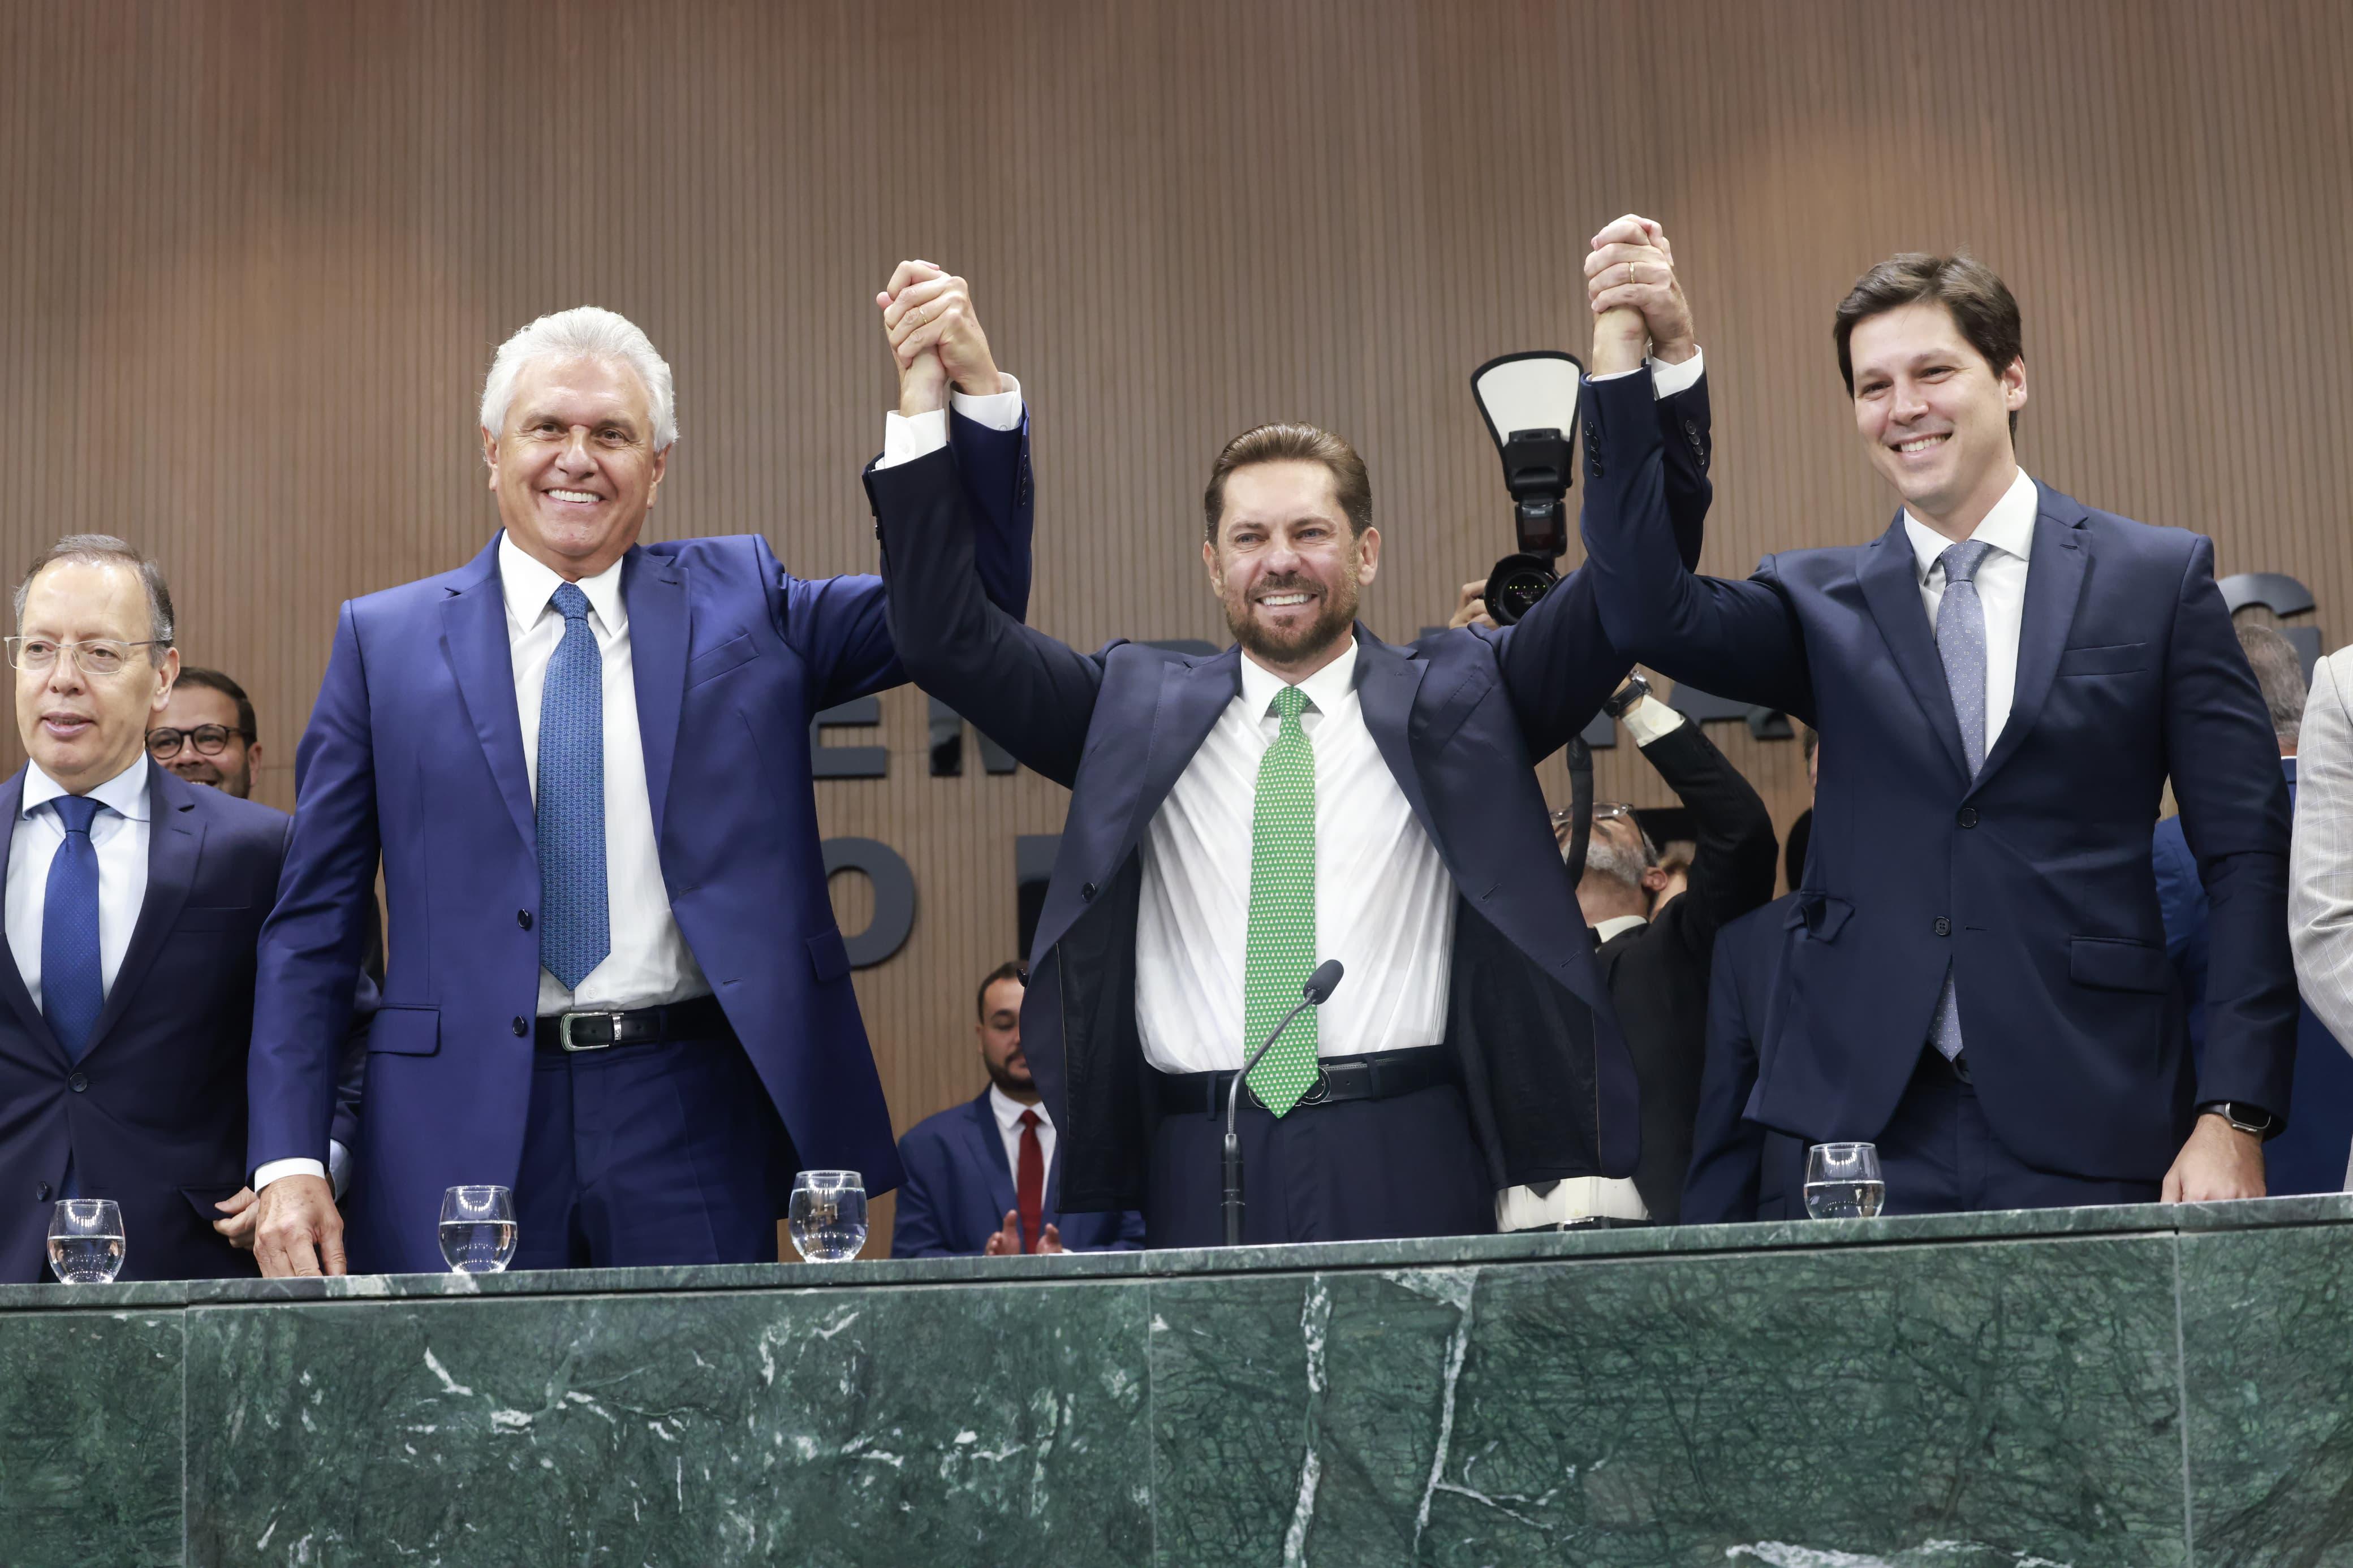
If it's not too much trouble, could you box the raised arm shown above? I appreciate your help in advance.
[1632,702,1781,961]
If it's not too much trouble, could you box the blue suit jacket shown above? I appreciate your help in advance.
[889,1091,1144,1256]
[2157,757,2347,1193]
[1578,370,2296,1182]
[250,413,1033,1273]
[1682,895,1807,1224]
[865,381,1713,1211]
[0,766,290,1281]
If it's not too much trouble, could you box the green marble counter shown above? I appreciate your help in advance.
[5,1197,2351,1566]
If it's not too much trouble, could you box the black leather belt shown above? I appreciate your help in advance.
[1155,1045,1454,1117]
[535,995,732,1054]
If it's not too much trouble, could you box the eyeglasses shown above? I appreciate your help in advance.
[6,637,163,677]
[1549,801,1639,830]
[147,724,252,758]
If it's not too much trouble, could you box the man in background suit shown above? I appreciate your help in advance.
[869,285,1717,1243]
[146,667,264,799]
[0,537,292,1281]
[248,268,1035,1275]
[1682,892,1808,1224]
[1577,214,2294,1212]
[892,962,1144,1256]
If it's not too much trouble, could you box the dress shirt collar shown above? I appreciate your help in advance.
[1592,913,1648,944]
[1239,634,1360,721]
[498,530,628,635]
[988,1083,1047,1133]
[1903,467,2040,585]
[21,754,150,823]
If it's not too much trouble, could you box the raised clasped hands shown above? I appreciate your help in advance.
[1583,214,1696,377]
[876,261,1002,418]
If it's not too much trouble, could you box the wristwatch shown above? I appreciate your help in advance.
[2197,1100,2279,1138]
[1602,672,1650,719]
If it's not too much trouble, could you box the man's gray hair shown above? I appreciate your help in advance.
[479,306,677,451]
[12,534,175,659]
[2238,623,2308,746]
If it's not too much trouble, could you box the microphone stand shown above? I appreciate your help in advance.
[1222,992,1324,1247]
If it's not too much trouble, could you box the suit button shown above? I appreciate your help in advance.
[35,1182,51,1201]
[1683,418,1699,435]
[1933,917,1951,937]
[1957,807,1979,828]
[67,1073,87,1093]
[1080,882,1097,902]
[518,910,534,930]
[511,1016,528,1036]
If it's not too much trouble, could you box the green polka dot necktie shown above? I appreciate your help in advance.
[1244,685,1319,1116]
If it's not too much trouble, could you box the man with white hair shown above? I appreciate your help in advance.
[245,268,1033,1275]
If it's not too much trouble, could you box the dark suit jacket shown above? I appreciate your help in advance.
[890,1091,1144,1256]
[0,765,290,1281]
[1683,895,1808,1224]
[2157,757,2347,1193]
[250,413,1033,1273]
[1578,369,2296,1183]
[1592,719,1778,1222]
[866,381,1713,1212]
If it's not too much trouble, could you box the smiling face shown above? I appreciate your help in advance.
[1848,300,2027,536]
[481,356,669,580]
[150,681,258,797]
[1201,460,1379,675]
[15,560,178,794]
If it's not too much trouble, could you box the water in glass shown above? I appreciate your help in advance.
[788,1170,867,1262]
[438,1185,518,1273]
[1804,1142,1887,1220]
[48,1198,126,1284]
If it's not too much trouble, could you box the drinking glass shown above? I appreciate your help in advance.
[788,1170,868,1262]
[48,1199,126,1284]
[438,1186,519,1273]
[1803,1142,1886,1220]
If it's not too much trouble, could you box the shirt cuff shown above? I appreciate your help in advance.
[1620,693,1688,747]
[878,372,1024,469]
[1495,1177,1652,1230]
[1588,347,1706,399]
[254,1157,327,1191]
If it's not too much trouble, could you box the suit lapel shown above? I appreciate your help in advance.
[83,766,200,1060]
[1972,490,2090,791]
[1857,515,1971,786]
[439,537,537,856]
[1352,628,1437,844]
[1128,647,1244,863]
[963,1092,1019,1226]
[624,548,688,836]
[0,770,63,1062]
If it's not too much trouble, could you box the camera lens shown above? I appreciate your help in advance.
[1483,554,1559,627]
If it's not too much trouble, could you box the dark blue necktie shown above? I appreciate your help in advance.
[537,583,610,991]
[42,793,106,1062]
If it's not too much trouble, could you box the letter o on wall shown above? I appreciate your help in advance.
[821,837,916,968]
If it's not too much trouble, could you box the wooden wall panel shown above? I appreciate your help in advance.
[2,0,2345,1255]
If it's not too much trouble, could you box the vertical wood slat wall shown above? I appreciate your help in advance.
[3,1,2346,1253]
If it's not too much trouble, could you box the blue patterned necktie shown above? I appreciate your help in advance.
[537,583,609,991]
[42,793,106,1062]
[1928,538,1996,1060]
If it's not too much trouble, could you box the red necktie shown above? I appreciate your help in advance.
[1016,1109,1045,1254]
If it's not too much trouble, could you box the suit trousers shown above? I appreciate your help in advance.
[1145,1079,1493,1247]
[1878,1049,2160,1216]
[511,1033,796,1269]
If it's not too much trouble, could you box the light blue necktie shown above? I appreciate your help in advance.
[1928,539,1996,1061]
[42,793,106,1062]
[537,584,609,991]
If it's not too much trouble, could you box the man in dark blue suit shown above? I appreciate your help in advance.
[0,538,292,1282]
[247,267,1035,1276]
[1682,896,1807,1224]
[892,963,1143,1256]
[1577,215,2295,1213]
[867,338,1714,1245]
[2157,624,2350,1194]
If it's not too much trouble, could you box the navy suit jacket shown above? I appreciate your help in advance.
[1578,369,2296,1182]
[2157,757,2348,1193]
[0,766,290,1281]
[889,1091,1144,1256]
[249,413,1033,1274]
[865,381,1713,1212]
[1682,895,1807,1224]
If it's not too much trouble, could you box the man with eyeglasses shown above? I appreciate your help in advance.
[1550,674,1778,1224]
[0,536,294,1282]
[146,667,262,799]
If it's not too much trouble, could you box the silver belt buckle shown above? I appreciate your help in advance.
[558,1011,624,1052]
[1293,1067,1334,1107]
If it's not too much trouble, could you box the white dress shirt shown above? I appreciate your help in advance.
[874,376,1026,468]
[497,532,710,1014]
[1136,640,1455,1072]
[1902,466,2040,754]
[1591,348,1709,401]
[988,1085,1055,1188]
[7,756,151,1011]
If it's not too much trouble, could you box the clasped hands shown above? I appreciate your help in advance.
[876,261,1002,417]
[1581,213,1697,377]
